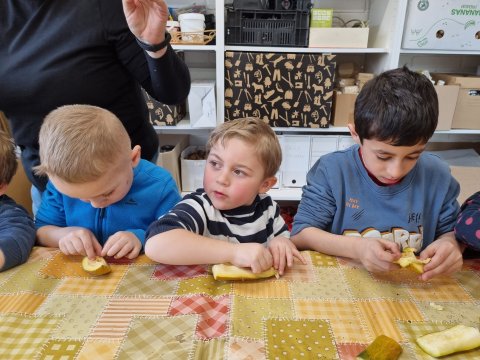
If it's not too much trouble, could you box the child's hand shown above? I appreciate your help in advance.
[419,235,463,281]
[58,228,102,260]
[268,236,307,275]
[102,231,142,259]
[357,238,401,272]
[232,243,273,274]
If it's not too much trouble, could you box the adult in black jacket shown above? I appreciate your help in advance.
[0,0,191,196]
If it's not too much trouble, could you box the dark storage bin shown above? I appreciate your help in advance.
[233,0,272,10]
[274,0,312,10]
[226,9,309,47]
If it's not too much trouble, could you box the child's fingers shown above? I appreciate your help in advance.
[292,248,307,264]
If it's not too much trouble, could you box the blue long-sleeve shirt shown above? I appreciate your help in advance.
[292,145,460,251]
[35,160,181,247]
[0,195,36,271]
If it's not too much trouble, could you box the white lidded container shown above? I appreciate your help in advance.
[178,13,205,43]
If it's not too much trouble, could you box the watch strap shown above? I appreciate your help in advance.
[136,32,171,52]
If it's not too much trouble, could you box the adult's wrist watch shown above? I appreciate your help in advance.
[136,32,171,52]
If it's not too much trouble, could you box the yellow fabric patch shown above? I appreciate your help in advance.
[0,293,46,314]
[177,276,230,296]
[233,279,290,298]
[265,318,337,359]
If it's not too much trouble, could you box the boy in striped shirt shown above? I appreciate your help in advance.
[145,118,305,275]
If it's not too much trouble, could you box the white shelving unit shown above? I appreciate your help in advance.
[161,0,480,201]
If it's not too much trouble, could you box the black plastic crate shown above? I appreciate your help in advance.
[233,0,271,10]
[226,9,310,47]
[274,0,312,10]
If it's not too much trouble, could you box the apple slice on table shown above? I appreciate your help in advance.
[82,256,111,276]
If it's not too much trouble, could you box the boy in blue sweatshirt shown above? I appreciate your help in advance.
[292,67,462,281]
[0,129,36,271]
[35,105,180,260]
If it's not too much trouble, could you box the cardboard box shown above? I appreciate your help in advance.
[331,92,356,126]
[225,51,336,128]
[181,146,206,192]
[309,28,369,48]
[434,74,480,129]
[6,160,32,215]
[156,134,189,191]
[450,166,480,204]
[143,89,186,126]
[188,80,217,128]
[434,84,460,130]
[402,0,480,50]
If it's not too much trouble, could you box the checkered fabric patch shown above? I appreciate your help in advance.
[115,315,197,359]
[0,313,62,359]
[228,337,266,360]
[55,265,127,295]
[280,256,316,282]
[26,246,57,262]
[336,342,367,360]
[295,299,370,343]
[116,265,177,296]
[169,295,230,339]
[233,279,290,298]
[265,318,338,359]
[37,339,83,359]
[153,264,208,280]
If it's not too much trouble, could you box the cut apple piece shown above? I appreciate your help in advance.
[212,263,278,281]
[356,335,402,360]
[394,247,430,273]
[82,256,111,276]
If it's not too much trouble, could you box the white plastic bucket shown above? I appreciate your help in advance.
[178,13,205,43]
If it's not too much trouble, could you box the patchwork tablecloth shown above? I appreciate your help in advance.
[0,247,479,359]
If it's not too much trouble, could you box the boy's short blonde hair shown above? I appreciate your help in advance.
[206,117,281,178]
[35,105,131,183]
[0,130,18,185]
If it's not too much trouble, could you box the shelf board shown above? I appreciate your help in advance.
[225,46,388,54]
[400,49,480,55]
[172,44,217,51]
[267,188,302,201]
[154,119,215,132]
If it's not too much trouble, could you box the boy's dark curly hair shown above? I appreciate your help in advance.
[354,66,438,146]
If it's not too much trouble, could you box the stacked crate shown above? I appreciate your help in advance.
[226,0,312,47]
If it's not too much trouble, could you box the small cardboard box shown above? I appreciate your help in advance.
[157,134,189,191]
[188,80,217,128]
[331,92,356,126]
[309,28,369,48]
[434,74,480,129]
[451,166,480,204]
[181,146,207,192]
[143,89,186,126]
[434,84,460,130]
[402,0,480,50]
[225,51,336,128]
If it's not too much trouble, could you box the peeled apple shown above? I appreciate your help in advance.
[394,247,430,273]
[212,263,278,281]
[416,325,480,357]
